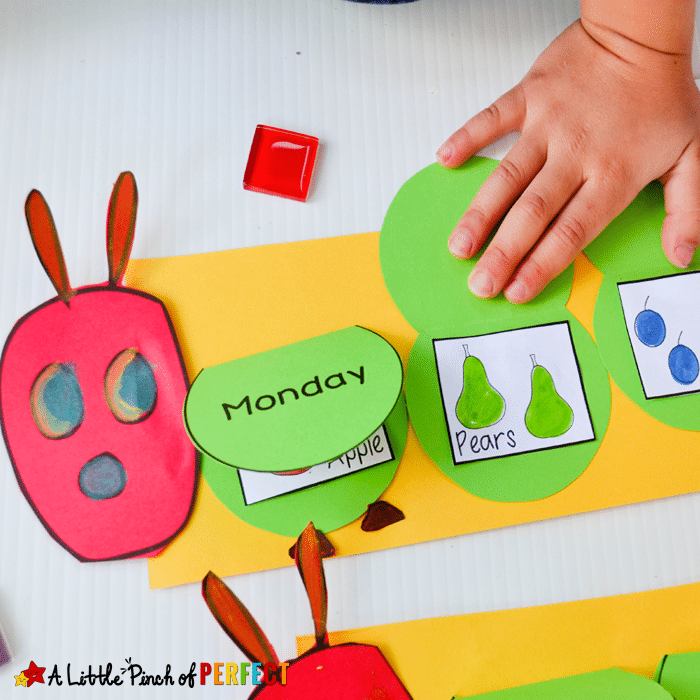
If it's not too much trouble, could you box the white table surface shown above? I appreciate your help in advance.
[1,1,700,697]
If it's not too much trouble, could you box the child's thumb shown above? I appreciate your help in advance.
[661,147,700,268]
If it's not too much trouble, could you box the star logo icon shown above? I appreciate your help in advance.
[21,661,46,687]
[14,672,28,687]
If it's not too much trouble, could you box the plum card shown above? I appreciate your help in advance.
[618,271,700,399]
[433,322,594,465]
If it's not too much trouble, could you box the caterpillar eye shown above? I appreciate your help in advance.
[105,349,157,423]
[31,363,85,439]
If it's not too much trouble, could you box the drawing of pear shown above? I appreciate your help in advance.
[455,345,505,429]
[525,354,574,438]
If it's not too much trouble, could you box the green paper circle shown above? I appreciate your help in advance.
[201,393,408,536]
[584,179,700,429]
[583,181,684,279]
[185,326,403,473]
[380,157,574,331]
[406,310,611,502]
[594,275,700,430]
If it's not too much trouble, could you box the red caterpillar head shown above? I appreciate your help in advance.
[202,524,412,699]
[0,173,198,561]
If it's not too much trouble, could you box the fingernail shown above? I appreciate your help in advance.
[448,229,473,258]
[436,143,452,164]
[504,279,527,303]
[675,244,696,268]
[468,270,494,298]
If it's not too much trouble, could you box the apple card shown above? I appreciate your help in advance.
[238,425,394,505]
[433,322,595,465]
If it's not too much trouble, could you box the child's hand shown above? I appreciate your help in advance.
[438,19,700,303]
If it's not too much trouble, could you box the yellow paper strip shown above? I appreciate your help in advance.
[297,582,700,700]
[127,233,700,588]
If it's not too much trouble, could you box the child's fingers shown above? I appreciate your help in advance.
[448,138,547,259]
[436,87,525,167]
[660,145,700,268]
[502,179,635,303]
[465,162,582,299]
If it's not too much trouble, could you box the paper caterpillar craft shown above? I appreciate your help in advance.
[202,523,412,699]
[0,173,198,561]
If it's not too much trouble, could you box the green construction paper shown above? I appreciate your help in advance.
[654,652,700,700]
[594,276,700,430]
[455,668,672,700]
[406,308,610,502]
[585,180,700,280]
[201,393,408,536]
[379,157,574,332]
[583,179,700,429]
[379,155,609,501]
[184,326,403,473]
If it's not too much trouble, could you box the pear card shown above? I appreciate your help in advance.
[433,322,595,465]
[618,271,700,399]
[379,157,610,501]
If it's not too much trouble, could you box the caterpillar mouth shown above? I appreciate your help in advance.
[79,452,127,501]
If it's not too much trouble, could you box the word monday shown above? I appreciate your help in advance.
[223,367,366,417]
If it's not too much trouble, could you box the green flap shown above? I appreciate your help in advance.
[455,668,672,700]
[184,326,403,472]
[655,652,700,700]
[380,157,574,333]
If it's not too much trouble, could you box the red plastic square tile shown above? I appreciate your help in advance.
[243,125,319,202]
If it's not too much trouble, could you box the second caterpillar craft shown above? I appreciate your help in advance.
[202,523,412,699]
